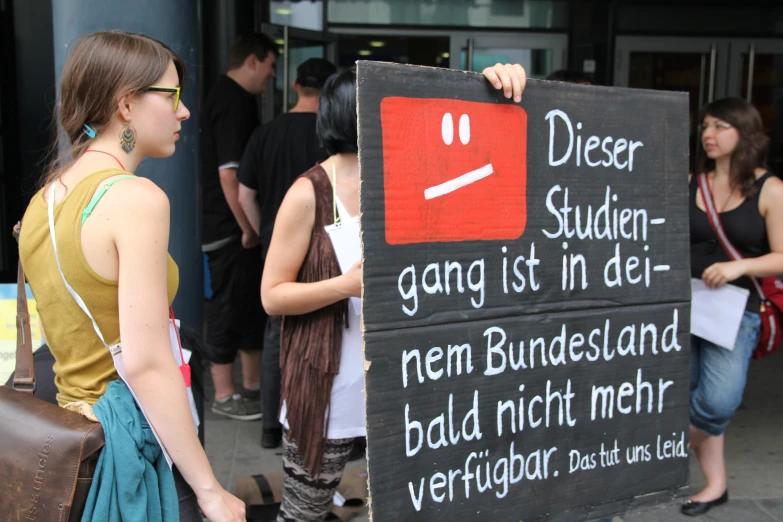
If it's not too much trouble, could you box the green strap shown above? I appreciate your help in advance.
[81,176,134,225]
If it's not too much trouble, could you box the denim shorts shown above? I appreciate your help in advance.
[690,311,760,436]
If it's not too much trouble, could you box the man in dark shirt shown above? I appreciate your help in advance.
[201,33,277,420]
[237,57,336,446]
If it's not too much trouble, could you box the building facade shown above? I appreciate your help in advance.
[2,0,782,289]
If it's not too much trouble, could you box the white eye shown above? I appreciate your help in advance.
[459,114,470,145]
[442,113,454,145]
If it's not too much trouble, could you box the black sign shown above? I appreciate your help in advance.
[357,61,691,522]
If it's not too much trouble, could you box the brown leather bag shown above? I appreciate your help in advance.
[1,228,105,522]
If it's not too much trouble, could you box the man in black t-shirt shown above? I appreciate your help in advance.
[237,57,336,446]
[200,33,277,421]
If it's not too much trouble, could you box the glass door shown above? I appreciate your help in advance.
[451,32,568,79]
[327,28,566,78]
[259,23,335,123]
[616,36,783,175]
[331,32,451,69]
[614,37,729,98]
[614,37,731,172]
[727,39,783,174]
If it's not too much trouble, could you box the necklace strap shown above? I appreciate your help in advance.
[331,159,341,226]
[84,149,126,171]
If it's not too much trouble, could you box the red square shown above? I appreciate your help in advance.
[380,97,527,245]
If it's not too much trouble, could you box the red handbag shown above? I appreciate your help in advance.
[698,173,783,359]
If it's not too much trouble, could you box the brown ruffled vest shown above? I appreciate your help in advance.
[280,165,349,477]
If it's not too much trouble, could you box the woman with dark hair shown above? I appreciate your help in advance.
[684,97,783,516]
[18,31,244,521]
[261,63,527,522]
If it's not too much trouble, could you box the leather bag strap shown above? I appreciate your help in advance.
[697,173,765,299]
[13,222,35,394]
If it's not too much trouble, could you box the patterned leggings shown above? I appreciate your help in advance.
[277,432,355,522]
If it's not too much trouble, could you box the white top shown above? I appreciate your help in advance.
[280,196,366,439]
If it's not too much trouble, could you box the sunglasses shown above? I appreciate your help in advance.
[702,121,733,131]
[143,85,181,111]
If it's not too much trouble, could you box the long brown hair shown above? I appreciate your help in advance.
[42,30,185,187]
[699,97,769,197]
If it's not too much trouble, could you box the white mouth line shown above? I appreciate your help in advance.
[424,163,495,200]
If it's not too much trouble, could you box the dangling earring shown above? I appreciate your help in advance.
[120,122,137,153]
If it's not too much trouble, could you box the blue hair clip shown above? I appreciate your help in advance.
[82,124,96,139]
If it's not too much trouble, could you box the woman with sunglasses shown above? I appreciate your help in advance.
[18,31,244,521]
[685,97,783,516]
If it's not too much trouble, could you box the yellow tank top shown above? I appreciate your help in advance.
[18,169,179,406]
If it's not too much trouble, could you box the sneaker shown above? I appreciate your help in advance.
[240,387,261,401]
[262,427,283,449]
[211,394,262,421]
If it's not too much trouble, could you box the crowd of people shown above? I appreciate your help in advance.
[12,26,782,522]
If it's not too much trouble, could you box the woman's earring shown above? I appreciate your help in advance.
[120,122,137,153]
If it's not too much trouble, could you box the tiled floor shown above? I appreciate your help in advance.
[202,379,371,521]
[203,352,783,521]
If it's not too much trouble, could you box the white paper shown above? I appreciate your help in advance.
[325,216,362,316]
[690,278,750,350]
[333,491,347,507]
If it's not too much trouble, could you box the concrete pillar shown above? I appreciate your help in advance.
[6,0,55,279]
[52,0,203,332]
[52,0,205,436]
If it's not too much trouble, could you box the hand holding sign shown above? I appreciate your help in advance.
[343,260,363,298]
[482,63,528,103]
[359,61,690,522]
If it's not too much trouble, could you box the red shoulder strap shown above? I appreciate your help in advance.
[169,306,191,387]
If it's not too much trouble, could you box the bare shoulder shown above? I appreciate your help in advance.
[105,176,170,216]
[758,172,783,219]
[282,176,316,210]
[94,177,170,240]
[760,172,783,200]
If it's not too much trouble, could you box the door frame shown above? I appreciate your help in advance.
[449,31,568,75]
[614,36,731,103]
[726,38,783,101]
[614,35,783,173]
[614,35,783,101]
[259,23,336,122]
[328,27,568,73]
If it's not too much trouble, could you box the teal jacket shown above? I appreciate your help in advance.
[81,379,179,522]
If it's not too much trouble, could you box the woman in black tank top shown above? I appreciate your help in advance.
[684,98,783,516]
